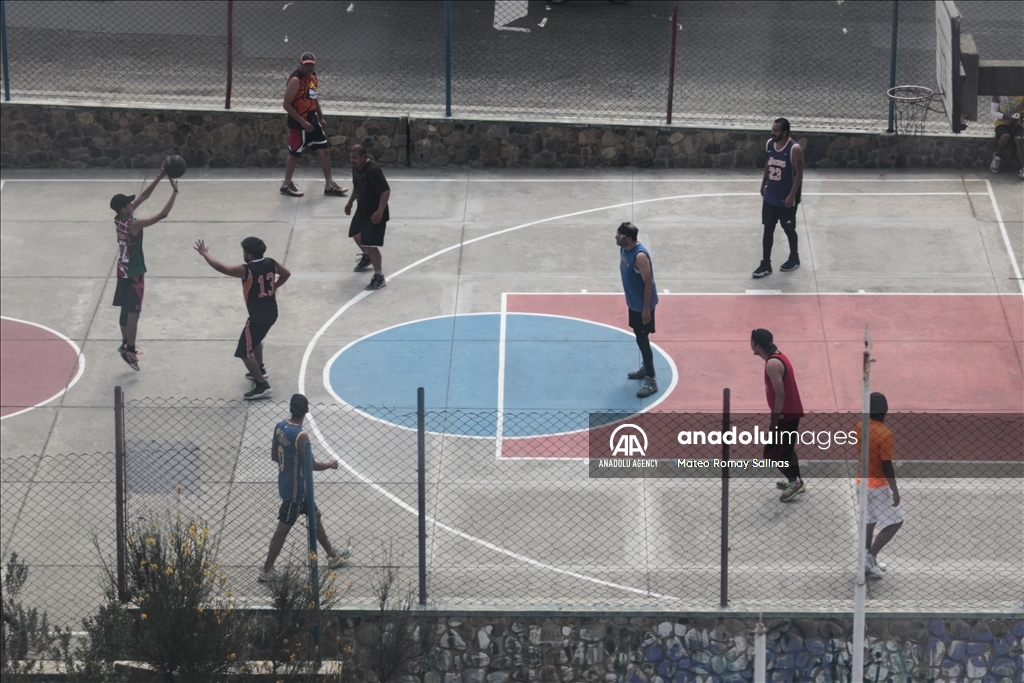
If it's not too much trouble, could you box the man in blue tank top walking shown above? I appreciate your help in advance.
[616,222,659,399]
[753,117,804,278]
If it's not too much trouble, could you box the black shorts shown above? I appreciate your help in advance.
[287,118,329,157]
[278,500,318,525]
[994,124,1023,140]
[349,215,387,247]
[762,201,798,229]
[112,276,145,313]
[628,308,655,335]
[234,317,277,360]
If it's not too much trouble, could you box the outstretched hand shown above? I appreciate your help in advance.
[193,239,209,257]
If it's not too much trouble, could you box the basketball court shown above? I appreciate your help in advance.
[2,164,1022,622]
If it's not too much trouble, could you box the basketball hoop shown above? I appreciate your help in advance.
[886,86,946,137]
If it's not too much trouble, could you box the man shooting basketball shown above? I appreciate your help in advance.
[110,168,178,371]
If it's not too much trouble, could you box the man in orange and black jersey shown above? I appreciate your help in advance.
[194,236,291,401]
[280,52,347,198]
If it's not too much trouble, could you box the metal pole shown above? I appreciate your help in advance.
[444,0,452,117]
[886,0,899,132]
[225,0,234,109]
[666,5,678,124]
[114,386,127,603]
[304,441,322,670]
[720,387,730,607]
[1,0,12,102]
[852,327,873,683]
[417,387,428,605]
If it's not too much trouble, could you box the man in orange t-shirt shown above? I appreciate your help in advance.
[855,392,903,578]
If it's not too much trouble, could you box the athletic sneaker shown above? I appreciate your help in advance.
[779,479,806,502]
[354,254,372,272]
[244,382,273,400]
[752,261,772,278]
[327,543,353,569]
[627,366,648,380]
[257,568,278,583]
[118,345,140,371]
[776,480,789,490]
[280,182,304,197]
[366,274,387,290]
[989,155,1001,173]
[637,377,658,398]
[780,256,800,272]
[865,554,885,579]
[244,366,268,381]
[324,183,348,196]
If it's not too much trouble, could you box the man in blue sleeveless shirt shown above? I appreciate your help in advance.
[259,393,351,582]
[616,222,659,398]
[753,117,803,278]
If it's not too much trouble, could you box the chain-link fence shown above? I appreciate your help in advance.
[116,395,1023,614]
[0,453,116,630]
[1,1,1020,132]
[1,400,1020,629]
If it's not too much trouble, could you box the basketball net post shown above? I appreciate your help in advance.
[852,326,872,683]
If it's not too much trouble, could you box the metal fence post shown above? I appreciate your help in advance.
[666,5,678,124]
[304,441,323,670]
[225,0,233,109]
[444,0,452,117]
[1,0,11,102]
[417,387,428,605]
[720,387,730,607]
[887,0,899,132]
[114,386,127,603]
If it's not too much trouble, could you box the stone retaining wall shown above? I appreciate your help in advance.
[1,104,1002,172]
[323,615,1023,683]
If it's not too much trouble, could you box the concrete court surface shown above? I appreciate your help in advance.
[1,166,1022,619]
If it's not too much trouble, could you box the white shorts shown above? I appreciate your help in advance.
[866,486,904,527]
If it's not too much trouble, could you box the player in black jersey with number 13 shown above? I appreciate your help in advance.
[194,237,291,400]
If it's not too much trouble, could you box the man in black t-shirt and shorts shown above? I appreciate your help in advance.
[346,145,392,290]
[194,236,291,400]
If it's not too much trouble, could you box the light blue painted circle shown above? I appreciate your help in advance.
[326,313,673,437]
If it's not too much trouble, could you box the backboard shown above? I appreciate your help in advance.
[935,0,963,132]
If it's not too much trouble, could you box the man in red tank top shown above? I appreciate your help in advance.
[751,328,807,502]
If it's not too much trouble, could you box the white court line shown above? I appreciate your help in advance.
[495,293,508,460]
[0,316,85,420]
[984,180,1024,297]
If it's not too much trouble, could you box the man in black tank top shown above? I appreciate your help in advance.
[194,236,292,400]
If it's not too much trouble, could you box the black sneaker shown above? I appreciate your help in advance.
[245,366,268,381]
[752,261,772,278]
[780,256,800,272]
[366,274,387,290]
[244,382,273,400]
[354,254,372,272]
[627,366,648,380]
[636,377,658,398]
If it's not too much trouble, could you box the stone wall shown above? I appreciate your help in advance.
[0,103,1001,171]
[324,615,1023,683]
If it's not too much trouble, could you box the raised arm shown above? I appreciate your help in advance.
[133,167,167,209]
[194,239,247,278]
[131,177,178,231]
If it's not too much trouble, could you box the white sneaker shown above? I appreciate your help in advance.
[989,155,1001,173]
[865,554,885,579]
